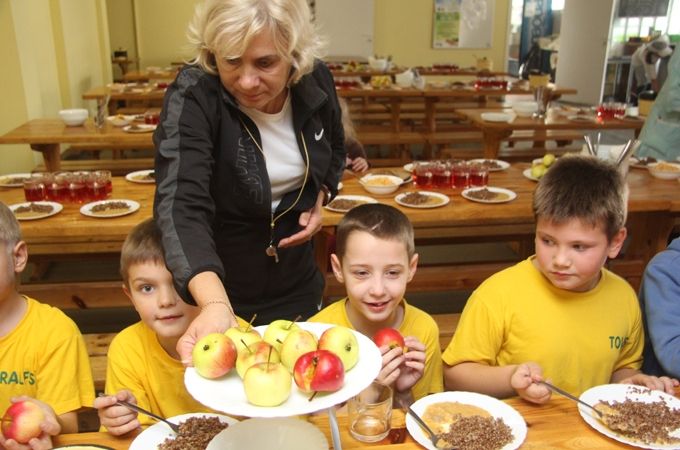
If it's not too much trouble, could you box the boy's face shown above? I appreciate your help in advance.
[533,217,626,292]
[331,231,418,325]
[0,241,26,302]
[124,261,199,341]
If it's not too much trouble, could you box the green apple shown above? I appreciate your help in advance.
[280,329,318,372]
[235,341,280,379]
[318,326,359,371]
[531,164,547,179]
[543,153,556,167]
[192,333,237,379]
[225,326,262,356]
[263,319,301,353]
[243,362,292,407]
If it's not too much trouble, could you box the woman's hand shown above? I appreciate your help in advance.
[94,390,140,436]
[176,304,238,365]
[278,191,325,248]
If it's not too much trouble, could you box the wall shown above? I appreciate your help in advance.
[106,0,137,80]
[374,0,510,72]
[0,0,109,174]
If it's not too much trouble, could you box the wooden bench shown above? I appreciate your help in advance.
[357,130,426,166]
[83,333,115,391]
[433,313,461,351]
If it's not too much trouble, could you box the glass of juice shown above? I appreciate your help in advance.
[69,171,91,203]
[431,160,451,188]
[46,172,71,203]
[92,170,112,197]
[451,161,470,189]
[414,162,433,188]
[469,163,489,187]
[23,173,48,202]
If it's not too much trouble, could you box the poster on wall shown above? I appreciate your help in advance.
[433,0,461,48]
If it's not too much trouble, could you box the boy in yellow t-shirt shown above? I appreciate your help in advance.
[310,204,443,405]
[94,219,231,435]
[0,202,94,448]
[443,155,678,403]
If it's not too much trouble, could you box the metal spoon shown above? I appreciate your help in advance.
[116,399,180,433]
[537,381,603,418]
[406,406,455,450]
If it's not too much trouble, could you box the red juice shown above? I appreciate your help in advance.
[415,173,432,187]
[46,183,69,202]
[470,171,489,187]
[105,179,113,195]
[69,182,88,203]
[24,185,45,201]
[432,172,451,188]
[87,181,108,201]
[452,173,469,189]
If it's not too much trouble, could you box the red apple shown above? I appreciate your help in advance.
[236,341,280,379]
[318,326,359,371]
[373,328,406,352]
[192,333,237,379]
[1,400,45,444]
[293,349,345,394]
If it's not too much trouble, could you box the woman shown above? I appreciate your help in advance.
[153,0,345,363]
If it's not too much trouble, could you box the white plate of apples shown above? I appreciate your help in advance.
[185,322,382,417]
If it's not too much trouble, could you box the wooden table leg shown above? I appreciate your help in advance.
[482,130,511,159]
[425,98,437,133]
[390,98,402,133]
[31,143,61,171]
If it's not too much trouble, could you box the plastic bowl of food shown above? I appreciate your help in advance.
[648,161,680,180]
[359,174,403,195]
[512,101,538,117]
[58,109,89,126]
[107,114,133,127]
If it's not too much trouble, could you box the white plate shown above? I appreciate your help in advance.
[80,199,140,218]
[579,384,680,449]
[106,115,135,127]
[207,417,328,450]
[395,191,450,209]
[403,163,414,172]
[9,201,63,220]
[0,173,32,188]
[461,187,517,204]
[129,413,238,450]
[184,322,381,418]
[630,157,658,169]
[567,115,598,123]
[468,159,510,171]
[125,169,155,184]
[407,391,527,450]
[324,194,378,213]
[522,168,540,182]
[481,112,515,123]
[123,124,156,133]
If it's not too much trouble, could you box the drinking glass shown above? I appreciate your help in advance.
[46,172,71,203]
[69,171,91,204]
[469,164,489,187]
[451,161,470,189]
[414,162,433,188]
[22,173,48,202]
[431,160,451,188]
[92,170,112,197]
[348,381,393,443]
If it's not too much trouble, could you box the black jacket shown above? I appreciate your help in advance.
[153,62,345,321]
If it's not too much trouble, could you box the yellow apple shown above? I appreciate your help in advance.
[243,362,292,406]
[263,319,301,353]
[192,333,237,379]
[280,329,318,372]
[225,326,262,356]
[235,341,280,379]
[318,326,359,371]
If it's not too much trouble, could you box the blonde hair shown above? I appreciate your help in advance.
[0,202,21,250]
[187,0,325,84]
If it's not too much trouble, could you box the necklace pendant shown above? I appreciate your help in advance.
[266,245,279,263]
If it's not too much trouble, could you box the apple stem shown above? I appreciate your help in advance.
[308,391,318,402]
[245,314,257,332]
[241,339,253,353]
[266,346,274,366]
[285,315,303,330]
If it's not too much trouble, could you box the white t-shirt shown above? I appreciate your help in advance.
[240,94,306,211]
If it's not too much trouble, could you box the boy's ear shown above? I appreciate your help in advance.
[406,253,419,282]
[330,254,344,283]
[607,227,628,259]
[122,283,133,301]
[12,241,28,273]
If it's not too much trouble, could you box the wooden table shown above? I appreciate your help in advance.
[82,86,167,114]
[122,69,177,82]
[0,119,154,171]
[457,108,645,159]
[1,165,676,309]
[53,394,659,449]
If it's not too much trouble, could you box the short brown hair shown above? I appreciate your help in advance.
[335,204,415,259]
[0,202,21,250]
[120,219,166,285]
[533,155,626,240]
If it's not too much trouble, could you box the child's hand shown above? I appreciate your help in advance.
[617,374,679,394]
[394,337,426,394]
[511,362,551,404]
[0,396,59,450]
[94,390,140,436]
[349,157,369,173]
[375,345,406,387]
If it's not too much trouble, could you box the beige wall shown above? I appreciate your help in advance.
[107,0,137,80]
[0,0,109,174]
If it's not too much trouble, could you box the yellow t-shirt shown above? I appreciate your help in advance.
[105,322,217,427]
[442,258,643,396]
[0,297,95,415]
[309,298,443,400]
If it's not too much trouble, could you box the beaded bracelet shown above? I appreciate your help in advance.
[200,300,230,310]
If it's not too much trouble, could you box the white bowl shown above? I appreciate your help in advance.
[359,174,403,195]
[512,101,538,117]
[107,114,133,127]
[59,109,88,126]
[395,70,414,87]
[368,57,389,72]
[648,162,680,180]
